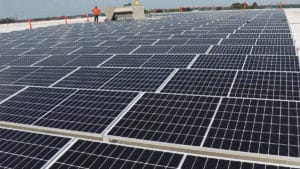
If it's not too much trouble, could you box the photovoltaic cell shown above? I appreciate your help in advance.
[35,90,138,133]
[192,54,246,70]
[0,128,70,169]
[203,97,300,157]
[133,46,173,54]
[251,46,296,55]
[109,93,220,146]
[168,46,210,54]
[72,47,107,55]
[35,55,78,66]
[64,54,112,67]
[102,68,173,92]
[0,85,24,101]
[162,69,236,96]
[210,46,252,55]
[54,68,122,89]
[8,55,47,66]
[0,87,75,124]
[50,140,183,169]
[101,46,138,54]
[230,71,300,100]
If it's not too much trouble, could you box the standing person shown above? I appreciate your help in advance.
[92,6,100,23]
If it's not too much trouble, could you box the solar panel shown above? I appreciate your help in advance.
[101,46,138,54]
[50,140,183,169]
[64,54,112,67]
[191,54,246,70]
[0,87,75,124]
[7,55,47,66]
[109,93,220,146]
[0,128,70,169]
[13,67,75,86]
[168,46,210,54]
[73,47,107,55]
[142,54,195,68]
[251,46,296,55]
[162,69,236,96]
[210,46,252,55]
[230,71,300,100]
[100,40,129,46]
[182,155,297,169]
[35,90,138,133]
[54,68,122,89]
[203,97,300,157]
[34,54,78,66]
[221,39,256,45]
[102,68,173,92]
[256,39,294,46]
[102,54,152,67]
[0,67,39,84]
[0,85,24,102]
[155,39,188,45]
[244,55,300,71]
[229,34,260,39]
[0,55,22,65]
[133,46,173,54]
[185,39,220,45]
[126,39,156,45]
[260,34,291,39]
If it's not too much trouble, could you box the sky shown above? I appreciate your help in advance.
[0,0,299,19]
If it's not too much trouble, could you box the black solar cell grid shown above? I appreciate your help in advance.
[144,34,172,39]
[100,40,129,46]
[185,39,220,45]
[229,34,260,39]
[203,97,300,157]
[102,54,152,67]
[54,68,122,89]
[162,69,236,96]
[199,34,228,38]
[134,46,173,54]
[0,128,70,169]
[244,55,300,71]
[221,39,256,45]
[100,46,138,54]
[230,71,300,100]
[263,30,291,33]
[260,34,291,39]
[34,54,78,66]
[51,140,183,169]
[192,54,246,70]
[171,35,196,39]
[0,67,39,84]
[210,46,252,55]
[72,47,107,55]
[236,29,262,33]
[47,47,79,55]
[0,85,24,102]
[7,55,47,66]
[102,68,173,92]
[0,87,75,124]
[168,46,210,54]
[13,67,75,86]
[155,39,188,45]
[182,155,297,169]
[142,54,195,68]
[251,46,296,55]
[109,93,220,146]
[35,90,138,133]
[64,54,112,67]
[256,39,294,46]
[126,39,156,45]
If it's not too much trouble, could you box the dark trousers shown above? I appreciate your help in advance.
[94,15,99,23]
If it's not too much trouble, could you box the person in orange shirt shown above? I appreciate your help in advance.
[92,6,100,23]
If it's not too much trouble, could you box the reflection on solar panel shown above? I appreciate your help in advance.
[182,155,297,169]
[35,90,138,133]
[204,97,300,157]
[192,54,246,70]
[0,128,70,169]
[230,71,300,100]
[162,69,236,96]
[0,87,75,124]
[50,140,183,169]
[102,68,173,92]
[54,68,122,89]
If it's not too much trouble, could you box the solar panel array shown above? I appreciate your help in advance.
[0,9,299,168]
